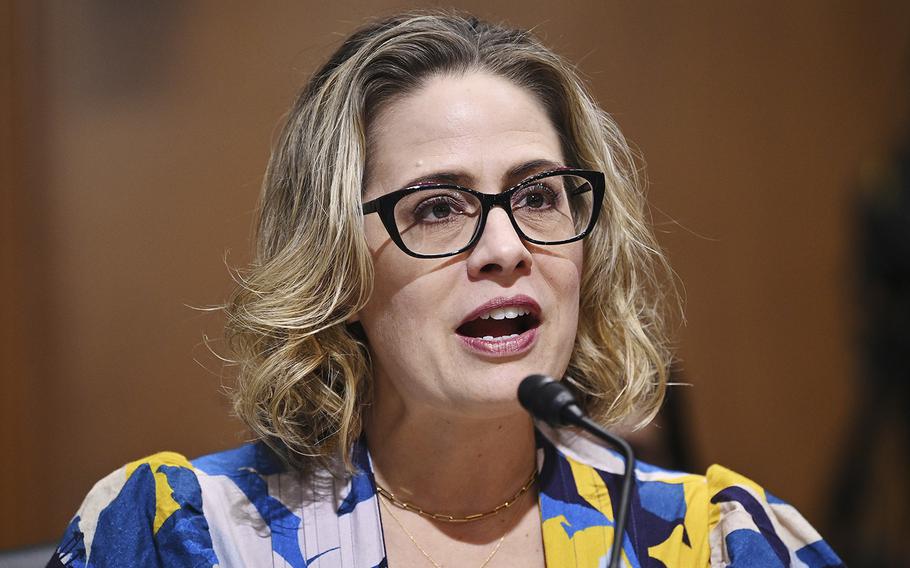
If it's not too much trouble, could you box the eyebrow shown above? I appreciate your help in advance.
[505,159,565,183]
[400,159,566,189]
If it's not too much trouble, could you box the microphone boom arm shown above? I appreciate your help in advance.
[570,414,635,568]
[518,374,635,568]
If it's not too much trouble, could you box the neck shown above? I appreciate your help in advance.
[364,395,537,517]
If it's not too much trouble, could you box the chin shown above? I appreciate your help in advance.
[442,363,557,418]
[482,352,570,386]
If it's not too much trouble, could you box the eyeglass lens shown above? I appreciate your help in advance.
[392,174,594,256]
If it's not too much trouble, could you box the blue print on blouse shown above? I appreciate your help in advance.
[765,490,787,505]
[538,442,603,511]
[712,486,789,567]
[195,444,307,568]
[538,443,642,568]
[338,439,377,516]
[337,472,375,516]
[306,547,341,566]
[724,529,786,568]
[55,516,87,568]
[193,442,285,476]
[156,465,218,566]
[795,539,844,568]
[540,491,613,538]
[637,480,686,523]
[591,465,699,568]
[88,464,159,568]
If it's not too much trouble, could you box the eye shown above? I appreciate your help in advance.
[412,194,467,222]
[514,183,559,210]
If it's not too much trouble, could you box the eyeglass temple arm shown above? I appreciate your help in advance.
[362,199,380,214]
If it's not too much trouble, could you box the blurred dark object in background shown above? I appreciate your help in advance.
[827,134,910,565]
[623,366,699,476]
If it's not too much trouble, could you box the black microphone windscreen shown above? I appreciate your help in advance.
[518,374,581,427]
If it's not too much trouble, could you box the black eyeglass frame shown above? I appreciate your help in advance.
[362,168,606,259]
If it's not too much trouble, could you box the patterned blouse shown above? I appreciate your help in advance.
[49,424,843,567]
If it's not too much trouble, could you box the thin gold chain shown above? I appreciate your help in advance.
[379,494,505,568]
[374,470,537,523]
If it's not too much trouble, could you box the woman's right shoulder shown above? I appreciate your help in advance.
[50,442,355,567]
[50,449,225,568]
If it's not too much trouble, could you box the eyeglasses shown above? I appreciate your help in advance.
[362,169,605,259]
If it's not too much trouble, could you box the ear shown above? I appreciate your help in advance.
[346,312,360,324]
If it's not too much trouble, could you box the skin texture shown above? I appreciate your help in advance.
[359,71,582,566]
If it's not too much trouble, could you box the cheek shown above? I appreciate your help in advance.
[357,270,454,389]
[358,243,445,348]
[553,243,584,295]
[546,244,584,335]
[569,244,584,298]
[360,264,409,339]
[361,223,412,322]
[357,276,414,376]
[361,279,419,334]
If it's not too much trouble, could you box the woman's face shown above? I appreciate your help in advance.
[359,71,583,420]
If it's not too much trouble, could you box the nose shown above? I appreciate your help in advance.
[466,206,532,278]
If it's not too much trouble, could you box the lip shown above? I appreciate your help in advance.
[457,327,539,357]
[456,295,541,358]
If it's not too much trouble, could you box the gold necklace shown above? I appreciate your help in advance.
[374,469,537,523]
[379,495,505,568]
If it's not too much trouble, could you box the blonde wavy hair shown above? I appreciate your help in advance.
[225,11,675,475]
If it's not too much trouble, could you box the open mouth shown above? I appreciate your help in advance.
[456,306,541,341]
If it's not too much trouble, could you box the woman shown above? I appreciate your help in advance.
[50,12,843,568]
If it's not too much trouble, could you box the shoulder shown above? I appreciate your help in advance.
[703,464,843,568]
[536,424,843,567]
[51,450,220,568]
[52,443,385,568]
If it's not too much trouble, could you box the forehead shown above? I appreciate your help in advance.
[365,71,563,197]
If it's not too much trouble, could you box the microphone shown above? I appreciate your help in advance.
[518,374,635,568]
[517,373,586,427]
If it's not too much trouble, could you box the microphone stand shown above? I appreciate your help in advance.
[566,414,635,568]
[518,374,635,568]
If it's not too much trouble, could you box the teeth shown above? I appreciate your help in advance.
[480,334,520,341]
[478,307,530,320]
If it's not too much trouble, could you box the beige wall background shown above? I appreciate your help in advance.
[3,0,909,560]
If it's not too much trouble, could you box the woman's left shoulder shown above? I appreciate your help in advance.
[537,426,844,567]
[698,464,844,568]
